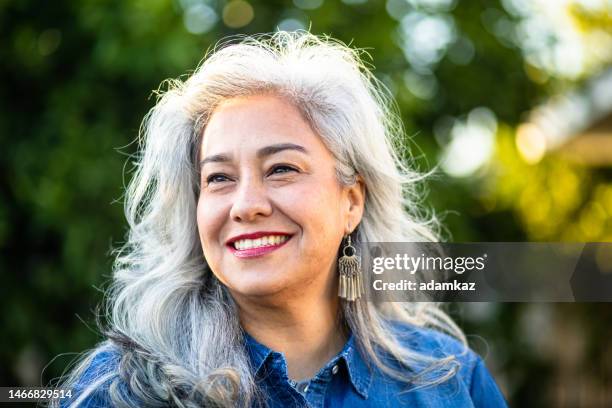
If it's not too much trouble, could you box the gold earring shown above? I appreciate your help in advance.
[338,232,364,301]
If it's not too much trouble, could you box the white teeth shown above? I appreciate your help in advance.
[233,235,289,250]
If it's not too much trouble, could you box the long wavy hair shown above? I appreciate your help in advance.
[55,31,465,408]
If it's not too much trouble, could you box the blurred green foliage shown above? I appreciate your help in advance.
[1,0,611,406]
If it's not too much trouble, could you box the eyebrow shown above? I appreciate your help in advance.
[200,143,309,168]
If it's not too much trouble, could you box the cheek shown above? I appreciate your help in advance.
[196,197,224,251]
[282,179,344,239]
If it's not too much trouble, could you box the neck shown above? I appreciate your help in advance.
[236,293,348,381]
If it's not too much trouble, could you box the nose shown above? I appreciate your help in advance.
[229,175,273,222]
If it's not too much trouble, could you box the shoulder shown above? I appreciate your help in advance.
[81,344,122,378]
[391,321,467,354]
[387,321,508,407]
[391,321,477,376]
[61,343,124,408]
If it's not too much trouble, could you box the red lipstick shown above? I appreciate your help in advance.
[226,232,292,259]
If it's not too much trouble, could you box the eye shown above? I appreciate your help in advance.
[206,173,231,184]
[269,164,298,175]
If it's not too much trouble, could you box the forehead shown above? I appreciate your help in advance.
[200,94,330,158]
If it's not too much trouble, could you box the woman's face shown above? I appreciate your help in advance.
[197,94,363,302]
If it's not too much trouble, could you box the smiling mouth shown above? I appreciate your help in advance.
[228,234,293,259]
[231,234,291,251]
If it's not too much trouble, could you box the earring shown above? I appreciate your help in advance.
[338,232,364,301]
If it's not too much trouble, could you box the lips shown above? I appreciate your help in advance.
[226,231,293,258]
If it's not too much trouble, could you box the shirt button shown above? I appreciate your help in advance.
[332,365,339,375]
[302,384,309,393]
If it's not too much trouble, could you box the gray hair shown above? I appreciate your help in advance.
[55,31,465,408]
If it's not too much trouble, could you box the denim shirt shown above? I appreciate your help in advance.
[244,325,508,408]
[65,324,507,408]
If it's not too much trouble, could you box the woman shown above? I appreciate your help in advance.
[56,31,507,407]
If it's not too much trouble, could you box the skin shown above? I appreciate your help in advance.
[196,94,365,381]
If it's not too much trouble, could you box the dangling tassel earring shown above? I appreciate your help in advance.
[338,233,364,301]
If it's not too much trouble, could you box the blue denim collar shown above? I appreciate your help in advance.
[243,330,372,399]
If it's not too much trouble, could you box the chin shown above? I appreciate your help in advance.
[225,275,292,299]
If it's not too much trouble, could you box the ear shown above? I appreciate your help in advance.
[344,175,366,234]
